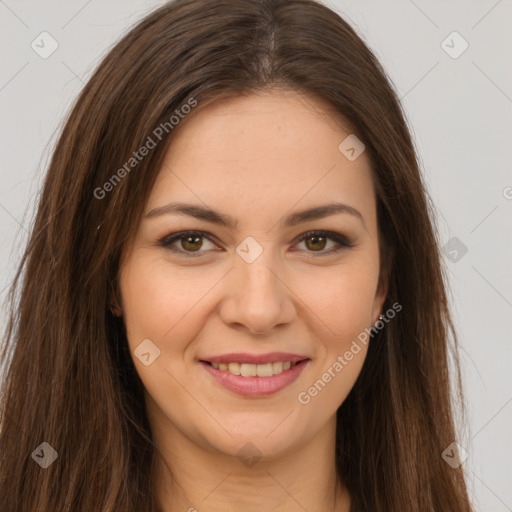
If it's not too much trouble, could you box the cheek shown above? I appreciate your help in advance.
[119,253,211,345]
[295,267,376,411]
[118,256,204,410]
[298,258,379,339]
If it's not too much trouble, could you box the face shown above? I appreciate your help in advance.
[118,90,387,462]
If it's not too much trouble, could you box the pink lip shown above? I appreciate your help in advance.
[201,352,309,365]
[200,359,310,397]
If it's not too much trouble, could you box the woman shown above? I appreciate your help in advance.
[0,0,475,510]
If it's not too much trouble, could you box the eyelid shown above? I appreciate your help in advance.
[157,229,355,258]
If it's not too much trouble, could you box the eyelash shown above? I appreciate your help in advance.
[157,230,354,259]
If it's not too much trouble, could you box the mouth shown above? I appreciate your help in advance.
[201,359,306,377]
[199,355,311,397]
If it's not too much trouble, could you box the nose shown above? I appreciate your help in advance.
[218,250,297,336]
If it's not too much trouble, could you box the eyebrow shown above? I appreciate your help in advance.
[144,201,366,230]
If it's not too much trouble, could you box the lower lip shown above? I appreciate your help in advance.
[201,360,310,397]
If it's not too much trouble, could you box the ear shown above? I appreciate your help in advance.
[372,240,392,323]
[372,273,388,324]
[108,282,123,317]
[109,291,118,305]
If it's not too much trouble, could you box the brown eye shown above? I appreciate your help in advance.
[180,234,203,252]
[304,233,328,251]
[294,230,354,257]
[159,231,217,258]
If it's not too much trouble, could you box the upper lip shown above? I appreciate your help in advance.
[201,352,310,365]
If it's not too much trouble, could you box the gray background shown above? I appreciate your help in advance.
[1,1,511,510]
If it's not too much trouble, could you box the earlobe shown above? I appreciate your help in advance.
[108,282,123,317]
[110,303,123,317]
[108,292,123,317]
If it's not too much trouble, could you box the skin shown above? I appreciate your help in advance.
[117,90,388,511]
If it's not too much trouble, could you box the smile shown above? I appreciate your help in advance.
[208,361,298,377]
[200,358,310,397]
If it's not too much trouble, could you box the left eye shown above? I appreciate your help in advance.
[158,230,353,258]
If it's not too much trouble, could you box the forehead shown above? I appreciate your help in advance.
[146,90,376,230]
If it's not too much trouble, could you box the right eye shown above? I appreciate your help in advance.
[158,230,219,258]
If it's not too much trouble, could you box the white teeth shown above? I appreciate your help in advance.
[240,363,257,377]
[228,362,241,375]
[209,361,298,377]
[272,361,283,374]
[256,363,273,377]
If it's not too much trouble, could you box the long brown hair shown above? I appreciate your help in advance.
[0,0,474,510]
